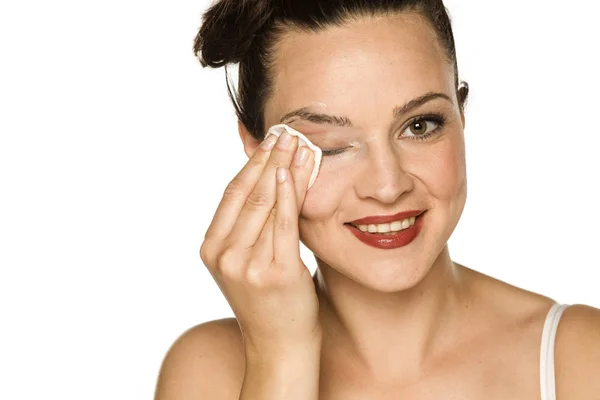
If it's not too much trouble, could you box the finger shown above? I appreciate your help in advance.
[251,212,274,264]
[289,146,315,212]
[227,133,298,249]
[204,135,277,240]
[273,167,301,262]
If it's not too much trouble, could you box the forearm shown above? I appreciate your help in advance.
[240,342,322,400]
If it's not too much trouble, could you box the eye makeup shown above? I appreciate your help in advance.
[400,112,447,142]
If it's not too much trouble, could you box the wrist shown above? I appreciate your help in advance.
[244,336,322,364]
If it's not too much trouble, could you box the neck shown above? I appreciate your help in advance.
[313,245,471,383]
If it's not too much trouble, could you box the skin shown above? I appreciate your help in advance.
[155,12,600,400]
[240,12,600,398]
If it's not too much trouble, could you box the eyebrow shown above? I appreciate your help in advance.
[279,92,453,127]
[279,108,353,127]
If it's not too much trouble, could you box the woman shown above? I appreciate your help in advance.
[155,0,600,398]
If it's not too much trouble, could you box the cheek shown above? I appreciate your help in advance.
[421,137,466,199]
[300,167,353,219]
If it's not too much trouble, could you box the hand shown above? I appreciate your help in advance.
[200,131,321,354]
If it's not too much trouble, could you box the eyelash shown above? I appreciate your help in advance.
[320,112,447,156]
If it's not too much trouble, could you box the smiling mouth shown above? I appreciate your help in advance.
[345,212,425,235]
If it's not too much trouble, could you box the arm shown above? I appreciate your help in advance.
[156,132,322,399]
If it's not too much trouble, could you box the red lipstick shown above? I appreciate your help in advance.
[345,211,426,250]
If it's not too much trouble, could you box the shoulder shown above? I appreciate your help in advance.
[154,318,246,400]
[555,304,600,398]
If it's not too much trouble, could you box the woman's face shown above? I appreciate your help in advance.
[263,13,467,291]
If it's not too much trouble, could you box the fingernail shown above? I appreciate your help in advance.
[261,134,277,150]
[298,138,309,147]
[294,147,309,166]
[276,132,293,149]
[276,167,288,182]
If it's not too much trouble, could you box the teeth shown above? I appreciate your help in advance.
[356,216,416,233]
[390,220,403,231]
[377,223,391,233]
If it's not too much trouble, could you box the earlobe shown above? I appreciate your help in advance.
[238,120,260,158]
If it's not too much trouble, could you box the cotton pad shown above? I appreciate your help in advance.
[266,124,323,190]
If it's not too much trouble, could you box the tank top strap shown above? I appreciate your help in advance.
[540,303,570,400]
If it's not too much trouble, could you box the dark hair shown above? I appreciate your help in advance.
[194,0,469,141]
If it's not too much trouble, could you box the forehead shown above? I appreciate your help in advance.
[265,12,454,127]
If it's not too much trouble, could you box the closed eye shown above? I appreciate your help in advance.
[321,147,350,156]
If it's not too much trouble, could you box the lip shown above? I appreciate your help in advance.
[348,210,425,226]
[345,212,425,250]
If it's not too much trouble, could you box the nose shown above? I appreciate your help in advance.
[354,146,414,204]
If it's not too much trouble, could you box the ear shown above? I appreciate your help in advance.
[460,109,466,130]
[238,120,261,158]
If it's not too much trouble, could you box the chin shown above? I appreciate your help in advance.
[312,247,435,293]
[354,254,436,292]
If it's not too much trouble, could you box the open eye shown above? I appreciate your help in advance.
[401,113,446,141]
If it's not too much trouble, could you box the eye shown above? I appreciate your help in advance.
[321,147,350,157]
[401,113,446,141]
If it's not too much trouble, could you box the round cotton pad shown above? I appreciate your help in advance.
[266,124,323,190]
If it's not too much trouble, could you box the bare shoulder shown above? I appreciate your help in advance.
[555,304,600,398]
[460,263,558,320]
[154,318,246,400]
[460,265,600,397]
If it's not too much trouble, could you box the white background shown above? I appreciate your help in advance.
[1,1,598,399]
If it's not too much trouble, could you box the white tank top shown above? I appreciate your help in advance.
[540,303,570,400]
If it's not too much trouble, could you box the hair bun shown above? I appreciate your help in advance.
[194,0,276,68]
